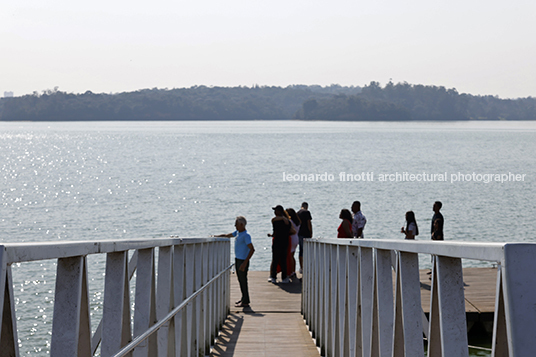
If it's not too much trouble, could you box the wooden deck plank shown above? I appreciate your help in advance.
[211,271,319,357]
[211,267,497,355]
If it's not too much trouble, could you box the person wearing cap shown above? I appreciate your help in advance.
[268,205,295,284]
[215,216,255,308]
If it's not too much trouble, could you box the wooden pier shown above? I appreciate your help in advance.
[211,268,498,356]
[211,271,320,357]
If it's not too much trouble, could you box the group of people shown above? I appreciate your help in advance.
[337,201,367,238]
[267,203,312,284]
[337,200,444,241]
[214,202,312,308]
[215,200,444,309]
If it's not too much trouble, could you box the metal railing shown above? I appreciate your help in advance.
[302,238,536,357]
[0,237,232,357]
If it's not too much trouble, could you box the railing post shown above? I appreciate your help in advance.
[337,245,349,357]
[216,242,222,333]
[491,265,507,357]
[311,239,316,326]
[322,242,329,355]
[360,247,374,357]
[313,241,321,343]
[214,242,221,335]
[0,247,19,357]
[193,243,203,356]
[133,248,157,357]
[374,249,394,357]
[327,244,338,356]
[501,244,536,356]
[156,246,174,357]
[172,244,187,357]
[207,242,215,348]
[301,239,307,317]
[226,240,231,316]
[50,256,91,357]
[392,251,424,357]
[101,251,132,357]
[430,255,468,357]
[346,245,359,357]
[199,242,207,356]
[184,244,195,356]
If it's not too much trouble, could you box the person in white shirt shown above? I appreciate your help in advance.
[401,211,419,239]
[351,201,367,238]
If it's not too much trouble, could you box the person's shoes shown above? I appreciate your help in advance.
[281,277,290,284]
[235,299,242,305]
[235,302,250,308]
[426,270,432,275]
[267,277,276,283]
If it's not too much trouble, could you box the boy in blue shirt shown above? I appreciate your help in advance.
[215,216,255,308]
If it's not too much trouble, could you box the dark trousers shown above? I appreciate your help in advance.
[271,240,288,280]
[235,258,250,305]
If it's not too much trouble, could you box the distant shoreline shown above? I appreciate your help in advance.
[2,83,535,121]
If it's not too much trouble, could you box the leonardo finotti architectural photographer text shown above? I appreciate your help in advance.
[282,172,527,184]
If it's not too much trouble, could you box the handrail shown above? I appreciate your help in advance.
[3,237,226,263]
[302,238,536,357]
[307,237,507,261]
[112,263,234,357]
[0,237,232,357]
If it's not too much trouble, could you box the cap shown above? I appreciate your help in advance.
[272,205,284,213]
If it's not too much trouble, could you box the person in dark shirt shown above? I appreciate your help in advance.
[297,202,312,274]
[431,201,444,240]
[268,205,295,284]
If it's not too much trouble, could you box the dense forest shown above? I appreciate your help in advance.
[0,85,360,121]
[295,82,536,121]
[1,82,535,121]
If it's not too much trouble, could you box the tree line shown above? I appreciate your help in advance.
[295,82,536,121]
[0,85,360,121]
[1,83,535,121]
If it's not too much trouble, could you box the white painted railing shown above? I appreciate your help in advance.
[302,238,536,357]
[0,237,232,357]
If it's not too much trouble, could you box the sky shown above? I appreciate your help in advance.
[1,0,535,99]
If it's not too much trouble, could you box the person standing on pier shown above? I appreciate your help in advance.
[401,211,419,239]
[351,201,367,238]
[286,208,301,278]
[215,216,255,308]
[268,205,295,284]
[297,202,313,274]
[431,201,444,240]
[337,209,353,238]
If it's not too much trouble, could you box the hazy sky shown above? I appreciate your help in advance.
[2,0,535,98]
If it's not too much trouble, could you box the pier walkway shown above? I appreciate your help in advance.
[211,271,320,357]
[211,268,498,356]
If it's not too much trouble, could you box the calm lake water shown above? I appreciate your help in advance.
[1,120,535,355]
